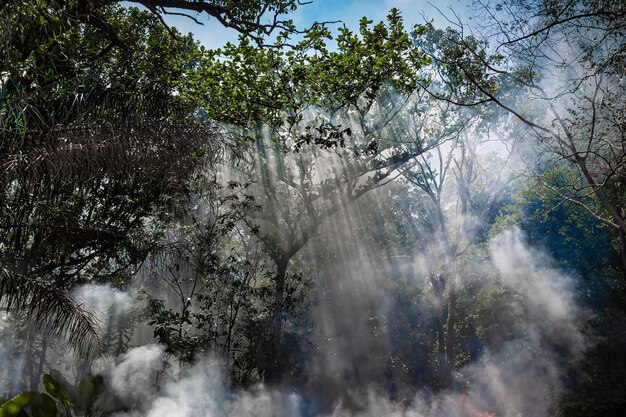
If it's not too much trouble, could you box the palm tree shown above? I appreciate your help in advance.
[0,4,223,355]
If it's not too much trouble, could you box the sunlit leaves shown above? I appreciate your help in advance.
[0,392,57,417]
[185,9,431,128]
[43,374,75,409]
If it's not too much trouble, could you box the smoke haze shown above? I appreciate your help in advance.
[76,227,589,417]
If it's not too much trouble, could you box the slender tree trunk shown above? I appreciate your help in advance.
[266,256,289,382]
[618,228,626,281]
[27,330,39,391]
[35,325,53,384]
[445,273,457,388]
[575,155,626,279]
[431,273,448,388]
[437,312,447,387]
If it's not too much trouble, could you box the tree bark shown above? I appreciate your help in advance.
[437,312,447,388]
[618,228,626,281]
[266,255,289,382]
[35,330,50,389]
[431,273,448,388]
[27,330,39,391]
[445,273,457,388]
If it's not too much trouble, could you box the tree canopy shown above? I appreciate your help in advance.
[0,1,625,416]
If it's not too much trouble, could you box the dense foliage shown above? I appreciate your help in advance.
[0,0,624,416]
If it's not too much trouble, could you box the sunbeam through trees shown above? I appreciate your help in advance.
[1,1,625,416]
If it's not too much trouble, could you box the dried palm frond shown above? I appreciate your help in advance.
[0,268,105,355]
[1,120,222,190]
[0,120,249,353]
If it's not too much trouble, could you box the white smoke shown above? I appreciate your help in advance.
[94,228,588,417]
[489,228,589,358]
[73,284,134,326]
[107,344,164,409]
[224,387,302,417]
[144,356,226,417]
[103,344,302,417]
[0,312,25,396]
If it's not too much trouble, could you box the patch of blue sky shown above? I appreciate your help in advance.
[120,0,472,50]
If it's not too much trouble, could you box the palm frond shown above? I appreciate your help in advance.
[1,121,221,190]
[0,268,105,355]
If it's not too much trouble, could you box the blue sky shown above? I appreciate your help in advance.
[148,0,472,49]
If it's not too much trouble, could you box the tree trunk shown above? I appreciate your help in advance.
[35,326,52,386]
[445,273,457,388]
[266,256,289,382]
[27,330,39,391]
[431,273,448,388]
[437,312,447,388]
[618,228,626,281]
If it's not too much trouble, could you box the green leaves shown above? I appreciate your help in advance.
[0,373,104,417]
[187,9,431,128]
[76,374,104,413]
[0,269,103,354]
[0,392,57,417]
[42,375,75,409]
[0,2,219,356]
